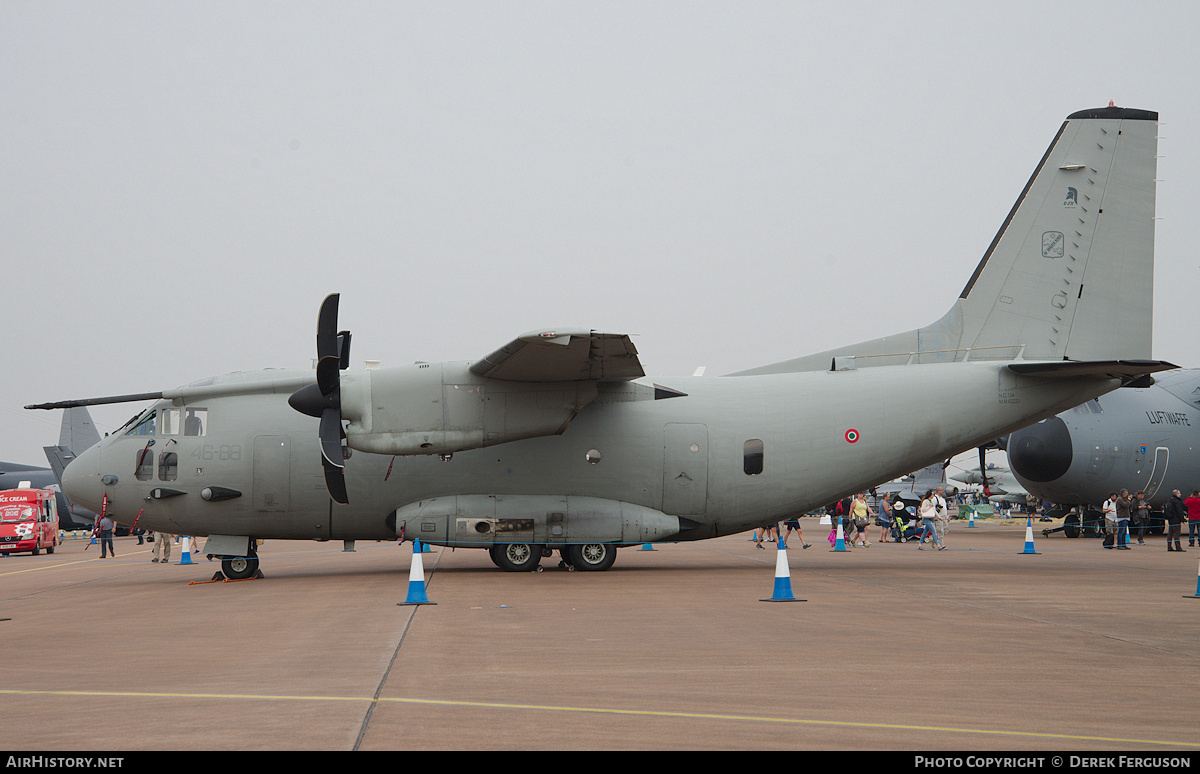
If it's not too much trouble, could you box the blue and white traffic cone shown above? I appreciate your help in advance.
[1185,557,1200,599]
[760,536,805,602]
[398,539,436,606]
[968,507,976,528]
[179,536,195,564]
[1021,517,1040,555]
[832,521,849,552]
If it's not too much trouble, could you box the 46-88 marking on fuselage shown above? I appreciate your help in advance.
[190,444,242,461]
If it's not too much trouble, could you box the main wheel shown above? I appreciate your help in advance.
[222,555,260,580]
[490,543,542,572]
[567,543,617,572]
[1063,512,1080,539]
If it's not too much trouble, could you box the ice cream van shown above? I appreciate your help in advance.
[0,484,58,555]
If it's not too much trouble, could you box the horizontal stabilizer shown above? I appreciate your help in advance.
[1006,360,1176,380]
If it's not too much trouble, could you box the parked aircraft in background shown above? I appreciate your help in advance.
[1008,369,1200,536]
[35,106,1171,577]
[874,463,956,510]
[950,462,1030,505]
[0,407,100,531]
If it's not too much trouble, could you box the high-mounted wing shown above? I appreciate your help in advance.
[469,330,644,383]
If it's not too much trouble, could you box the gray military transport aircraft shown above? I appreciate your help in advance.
[32,106,1174,578]
[1006,368,1200,536]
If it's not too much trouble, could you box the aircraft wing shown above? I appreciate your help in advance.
[469,330,644,382]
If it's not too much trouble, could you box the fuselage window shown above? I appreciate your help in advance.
[135,447,154,481]
[184,408,207,437]
[158,451,178,481]
[161,408,181,435]
[744,439,764,475]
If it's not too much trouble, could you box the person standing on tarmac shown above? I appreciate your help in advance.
[934,486,950,548]
[1184,491,1200,548]
[152,530,173,563]
[877,496,893,544]
[98,514,115,558]
[1164,490,1187,552]
[1132,490,1151,545]
[1115,489,1133,550]
[918,490,944,550]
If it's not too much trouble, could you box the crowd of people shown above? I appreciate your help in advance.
[1100,488,1198,552]
[754,485,1200,554]
[84,516,199,563]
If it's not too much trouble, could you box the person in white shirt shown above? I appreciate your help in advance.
[934,486,950,547]
[1102,492,1118,548]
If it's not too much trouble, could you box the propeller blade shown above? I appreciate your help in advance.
[317,293,340,361]
[337,330,352,370]
[316,355,341,398]
[295,293,352,505]
[322,454,349,505]
[319,408,344,470]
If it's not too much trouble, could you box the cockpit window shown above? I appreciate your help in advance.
[125,411,157,436]
[161,408,181,435]
[184,408,207,437]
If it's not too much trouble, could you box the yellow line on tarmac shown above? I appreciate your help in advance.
[2,689,1196,748]
[0,547,154,577]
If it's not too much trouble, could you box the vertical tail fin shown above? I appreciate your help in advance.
[734,106,1159,375]
[57,406,100,453]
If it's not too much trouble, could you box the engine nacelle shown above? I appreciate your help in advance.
[341,362,597,456]
[392,495,684,547]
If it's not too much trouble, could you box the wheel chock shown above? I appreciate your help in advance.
[222,569,265,582]
[188,572,227,585]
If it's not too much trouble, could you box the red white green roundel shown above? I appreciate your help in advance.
[844,429,860,443]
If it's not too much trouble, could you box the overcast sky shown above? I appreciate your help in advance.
[2,1,1197,471]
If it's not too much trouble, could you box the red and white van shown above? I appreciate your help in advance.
[0,484,58,556]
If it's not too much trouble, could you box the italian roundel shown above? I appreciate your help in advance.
[844,429,859,443]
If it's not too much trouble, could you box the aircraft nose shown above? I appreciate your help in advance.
[61,443,104,513]
[1008,416,1073,483]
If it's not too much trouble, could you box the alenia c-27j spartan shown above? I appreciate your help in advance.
[33,106,1173,577]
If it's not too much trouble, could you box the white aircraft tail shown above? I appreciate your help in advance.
[736,106,1158,374]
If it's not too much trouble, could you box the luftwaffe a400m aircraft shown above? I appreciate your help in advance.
[34,106,1173,578]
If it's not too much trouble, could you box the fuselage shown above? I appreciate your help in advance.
[60,361,1124,547]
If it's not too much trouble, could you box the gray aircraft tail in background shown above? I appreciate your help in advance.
[0,406,100,531]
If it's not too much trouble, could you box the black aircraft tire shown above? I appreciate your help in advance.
[490,543,542,572]
[568,543,617,572]
[222,556,260,580]
[1064,513,1080,539]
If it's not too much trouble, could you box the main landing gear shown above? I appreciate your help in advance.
[487,543,618,572]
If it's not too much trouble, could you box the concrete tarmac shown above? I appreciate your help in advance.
[2,519,1198,751]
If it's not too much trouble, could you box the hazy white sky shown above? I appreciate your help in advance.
[3,1,1198,469]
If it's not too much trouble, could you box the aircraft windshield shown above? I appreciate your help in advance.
[1,505,35,521]
[125,411,156,436]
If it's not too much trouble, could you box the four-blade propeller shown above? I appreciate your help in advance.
[287,293,351,504]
